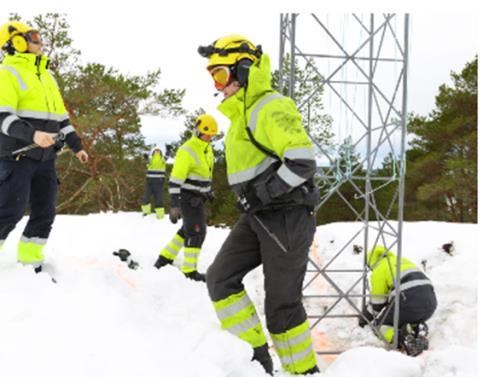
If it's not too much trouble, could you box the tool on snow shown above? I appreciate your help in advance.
[113,249,140,270]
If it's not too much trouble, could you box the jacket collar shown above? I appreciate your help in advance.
[189,135,210,150]
[3,53,51,73]
[217,53,274,121]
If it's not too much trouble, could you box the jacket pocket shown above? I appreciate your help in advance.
[284,206,316,255]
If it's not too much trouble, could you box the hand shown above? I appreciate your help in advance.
[206,191,215,202]
[169,207,182,224]
[33,131,56,148]
[358,315,368,328]
[237,190,263,213]
[75,150,89,164]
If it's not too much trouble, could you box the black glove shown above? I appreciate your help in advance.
[358,315,368,328]
[206,191,215,202]
[169,206,182,224]
[358,306,375,328]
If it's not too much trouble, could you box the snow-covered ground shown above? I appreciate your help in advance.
[0,213,478,377]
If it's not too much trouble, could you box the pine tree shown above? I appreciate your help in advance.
[405,57,477,222]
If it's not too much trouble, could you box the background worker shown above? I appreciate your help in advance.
[154,114,217,282]
[141,146,166,219]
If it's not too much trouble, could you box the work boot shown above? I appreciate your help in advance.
[154,255,173,269]
[183,270,206,282]
[399,323,429,357]
[252,344,274,375]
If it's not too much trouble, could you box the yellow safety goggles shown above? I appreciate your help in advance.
[209,66,233,91]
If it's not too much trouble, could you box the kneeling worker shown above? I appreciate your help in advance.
[359,245,438,356]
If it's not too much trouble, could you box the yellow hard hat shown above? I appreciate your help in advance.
[198,35,262,69]
[196,114,218,136]
[0,21,37,53]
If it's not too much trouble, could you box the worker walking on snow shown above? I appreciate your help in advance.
[0,21,88,273]
[198,35,320,375]
[141,146,166,219]
[153,114,217,283]
[359,245,438,356]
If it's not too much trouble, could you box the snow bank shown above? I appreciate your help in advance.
[0,213,478,377]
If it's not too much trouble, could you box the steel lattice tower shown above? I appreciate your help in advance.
[278,13,410,354]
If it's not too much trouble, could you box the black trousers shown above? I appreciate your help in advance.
[378,285,438,327]
[141,177,164,208]
[0,158,57,242]
[206,206,316,334]
[177,191,206,248]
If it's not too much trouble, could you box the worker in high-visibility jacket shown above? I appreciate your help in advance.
[359,245,437,352]
[141,146,166,219]
[198,35,321,375]
[0,21,88,273]
[153,114,217,282]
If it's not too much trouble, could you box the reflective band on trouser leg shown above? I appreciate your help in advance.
[17,236,47,267]
[181,247,200,273]
[160,233,184,260]
[141,203,151,215]
[380,325,394,343]
[270,320,317,374]
[214,290,267,348]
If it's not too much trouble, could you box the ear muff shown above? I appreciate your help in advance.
[11,34,28,53]
[235,58,253,87]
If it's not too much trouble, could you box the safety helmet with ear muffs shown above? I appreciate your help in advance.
[198,35,262,88]
[195,114,218,137]
[0,21,38,54]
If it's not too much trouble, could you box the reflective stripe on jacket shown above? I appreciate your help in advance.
[0,53,82,160]
[168,135,213,196]
[146,150,166,179]
[217,53,318,210]
[367,246,433,311]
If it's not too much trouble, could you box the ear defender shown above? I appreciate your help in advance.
[235,59,253,87]
[11,34,28,52]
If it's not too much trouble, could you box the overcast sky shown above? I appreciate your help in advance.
[2,4,479,150]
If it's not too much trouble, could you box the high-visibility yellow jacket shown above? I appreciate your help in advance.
[168,135,214,198]
[367,246,433,311]
[146,148,166,179]
[217,53,318,210]
[0,53,82,160]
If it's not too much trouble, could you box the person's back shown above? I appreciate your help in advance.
[363,246,438,355]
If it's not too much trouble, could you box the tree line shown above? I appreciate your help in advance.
[6,14,477,224]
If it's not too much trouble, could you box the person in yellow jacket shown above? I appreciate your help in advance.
[153,114,217,282]
[0,21,88,273]
[358,245,437,356]
[198,35,320,375]
[141,146,166,219]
